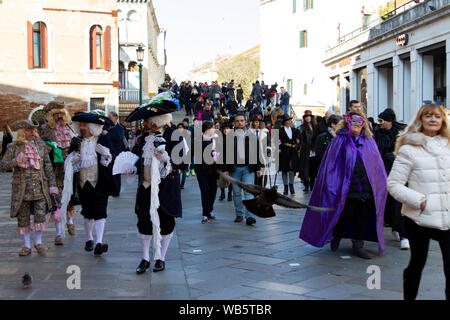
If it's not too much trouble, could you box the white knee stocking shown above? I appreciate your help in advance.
[84,219,94,241]
[35,231,43,245]
[23,233,31,248]
[94,219,106,244]
[55,222,62,236]
[160,232,173,262]
[140,234,152,262]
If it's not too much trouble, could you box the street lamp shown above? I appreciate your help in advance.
[136,45,144,106]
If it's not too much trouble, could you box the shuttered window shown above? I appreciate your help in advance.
[27,21,47,69]
[300,30,307,48]
[303,0,313,10]
[293,0,296,13]
[90,25,111,71]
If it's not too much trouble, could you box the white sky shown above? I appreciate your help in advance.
[153,0,260,80]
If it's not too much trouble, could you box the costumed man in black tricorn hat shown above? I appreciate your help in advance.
[124,92,183,274]
[63,110,116,256]
[38,101,77,245]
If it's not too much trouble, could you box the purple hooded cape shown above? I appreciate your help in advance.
[299,131,387,253]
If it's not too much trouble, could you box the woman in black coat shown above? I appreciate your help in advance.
[315,114,342,165]
[195,121,219,224]
[278,115,300,195]
[298,114,317,192]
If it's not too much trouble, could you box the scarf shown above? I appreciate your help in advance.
[54,124,73,149]
[19,140,40,170]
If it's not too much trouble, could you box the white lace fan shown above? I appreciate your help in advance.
[113,151,139,175]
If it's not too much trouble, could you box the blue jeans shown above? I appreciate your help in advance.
[231,166,255,218]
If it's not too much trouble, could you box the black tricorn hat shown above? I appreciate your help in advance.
[125,92,178,123]
[71,110,114,126]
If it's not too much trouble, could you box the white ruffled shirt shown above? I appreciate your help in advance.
[73,136,112,188]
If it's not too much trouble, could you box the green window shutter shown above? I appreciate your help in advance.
[293,0,296,13]
[311,0,314,9]
[300,31,304,48]
[304,84,308,95]
[303,0,307,11]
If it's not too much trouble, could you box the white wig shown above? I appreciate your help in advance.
[147,113,172,128]
[71,122,104,137]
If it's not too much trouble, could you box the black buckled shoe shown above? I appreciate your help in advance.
[136,259,150,274]
[283,185,289,195]
[153,260,165,272]
[84,240,94,252]
[94,243,108,256]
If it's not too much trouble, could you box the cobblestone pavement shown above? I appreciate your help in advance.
[0,171,446,300]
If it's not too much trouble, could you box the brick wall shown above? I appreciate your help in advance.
[0,94,88,127]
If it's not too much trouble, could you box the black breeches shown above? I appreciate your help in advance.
[79,182,108,220]
[135,186,176,236]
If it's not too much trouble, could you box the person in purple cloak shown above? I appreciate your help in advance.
[299,112,388,259]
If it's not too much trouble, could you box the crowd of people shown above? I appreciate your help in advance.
[0,87,449,300]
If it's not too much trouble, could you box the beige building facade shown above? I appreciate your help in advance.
[0,0,119,127]
[118,0,166,118]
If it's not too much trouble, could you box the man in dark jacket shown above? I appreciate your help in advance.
[104,111,127,197]
[222,113,262,226]
[280,87,290,115]
[251,81,262,103]
[374,108,409,249]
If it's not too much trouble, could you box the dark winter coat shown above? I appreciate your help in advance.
[279,126,300,172]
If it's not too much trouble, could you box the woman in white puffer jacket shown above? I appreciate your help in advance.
[387,103,450,301]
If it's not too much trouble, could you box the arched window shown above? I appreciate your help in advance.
[127,11,140,43]
[90,25,111,71]
[118,10,126,42]
[27,21,47,69]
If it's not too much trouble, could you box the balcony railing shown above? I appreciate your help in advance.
[119,89,140,102]
[337,0,425,44]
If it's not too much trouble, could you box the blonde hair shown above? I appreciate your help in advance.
[16,129,40,145]
[395,103,450,154]
[47,108,71,129]
[336,112,373,138]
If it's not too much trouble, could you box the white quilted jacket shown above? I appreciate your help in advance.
[387,133,450,230]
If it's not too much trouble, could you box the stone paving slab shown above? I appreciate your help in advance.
[0,172,448,300]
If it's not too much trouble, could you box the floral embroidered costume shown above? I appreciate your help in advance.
[38,101,76,244]
[0,120,58,256]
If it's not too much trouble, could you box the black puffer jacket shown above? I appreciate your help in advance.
[374,121,407,173]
